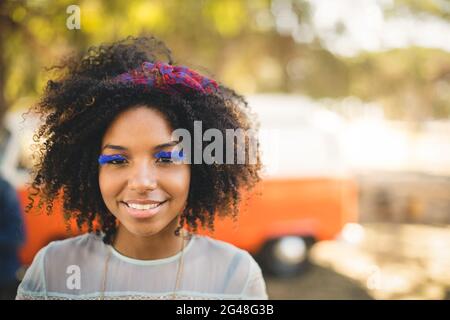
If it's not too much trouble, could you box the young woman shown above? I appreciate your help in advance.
[16,36,267,300]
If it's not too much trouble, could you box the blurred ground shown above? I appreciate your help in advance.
[266,171,450,300]
[265,263,373,300]
[266,223,450,300]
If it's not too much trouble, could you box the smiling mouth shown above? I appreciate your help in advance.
[121,201,166,210]
[120,200,168,219]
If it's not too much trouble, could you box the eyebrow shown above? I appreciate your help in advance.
[102,140,180,152]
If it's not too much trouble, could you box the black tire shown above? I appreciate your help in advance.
[257,235,315,277]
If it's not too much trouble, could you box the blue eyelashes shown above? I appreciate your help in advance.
[154,150,184,162]
[98,154,127,165]
[98,150,184,166]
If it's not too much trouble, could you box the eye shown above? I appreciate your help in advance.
[98,154,128,166]
[154,150,184,165]
[156,156,174,164]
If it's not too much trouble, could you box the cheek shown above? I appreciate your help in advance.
[98,165,190,203]
[162,166,191,200]
[98,168,120,203]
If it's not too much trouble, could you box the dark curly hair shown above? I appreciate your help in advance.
[26,35,262,244]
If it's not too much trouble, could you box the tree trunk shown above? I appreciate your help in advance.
[0,2,8,127]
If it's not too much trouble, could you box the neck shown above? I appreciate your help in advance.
[112,219,186,260]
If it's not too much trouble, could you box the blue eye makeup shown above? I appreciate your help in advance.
[154,150,184,162]
[98,151,185,166]
[98,154,127,165]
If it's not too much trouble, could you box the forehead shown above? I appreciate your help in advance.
[101,106,173,147]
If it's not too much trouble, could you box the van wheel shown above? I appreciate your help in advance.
[258,236,315,277]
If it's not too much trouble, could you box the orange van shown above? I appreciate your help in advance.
[2,95,359,276]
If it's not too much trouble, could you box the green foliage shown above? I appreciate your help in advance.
[1,0,450,121]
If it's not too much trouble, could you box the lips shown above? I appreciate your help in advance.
[123,199,165,205]
[126,202,162,210]
[120,200,167,219]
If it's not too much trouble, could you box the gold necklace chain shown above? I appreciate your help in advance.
[100,231,187,300]
[171,231,186,300]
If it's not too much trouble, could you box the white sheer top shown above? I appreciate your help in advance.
[16,233,268,300]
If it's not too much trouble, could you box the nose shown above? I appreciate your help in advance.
[128,160,157,192]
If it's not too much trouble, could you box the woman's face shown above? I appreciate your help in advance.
[99,106,190,238]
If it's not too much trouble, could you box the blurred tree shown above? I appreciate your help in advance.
[0,0,80,126]
[0,0,450,124]
[394,0,450,19]
[0,0,13,124]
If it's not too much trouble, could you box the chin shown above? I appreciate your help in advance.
[114,206,181,238]
[125,223,162,238]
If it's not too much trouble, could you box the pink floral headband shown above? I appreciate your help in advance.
[113,61,219,94]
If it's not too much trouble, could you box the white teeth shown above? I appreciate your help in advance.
[126,202,162,210]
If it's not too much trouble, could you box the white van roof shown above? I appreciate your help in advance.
[247,94,349,178]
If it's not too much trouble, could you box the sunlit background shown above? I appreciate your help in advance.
[1,0,450,300]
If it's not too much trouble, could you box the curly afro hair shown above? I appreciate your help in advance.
[27,35,262,243]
